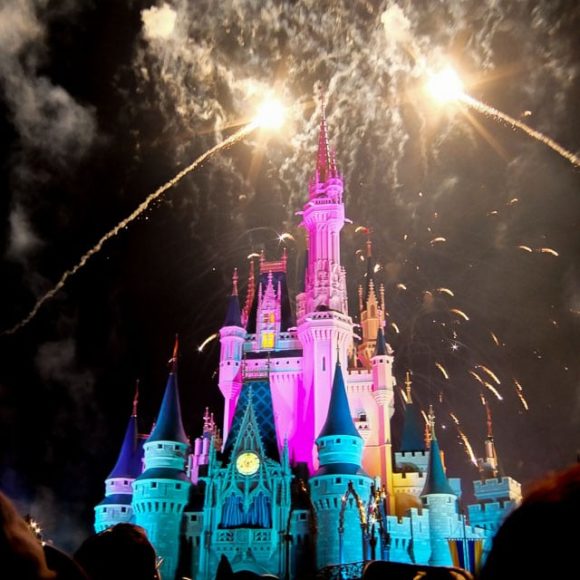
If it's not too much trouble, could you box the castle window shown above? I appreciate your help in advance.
[176,484,182,490]
[121,507,127,513]
[299,513,307,520]
[322,357,326,371]
[157,444,162,449]
[336,438,341,444]
[191,515,197,522]
[151,482,157,488]
[123,480,129,485]
[336,478,342,484]
[358,412,367,422]
[261,332,274,349]
[103,508,107,513]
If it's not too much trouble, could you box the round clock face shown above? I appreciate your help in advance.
[236,451,260,476]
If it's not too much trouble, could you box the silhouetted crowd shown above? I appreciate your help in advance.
[2,462,579,579]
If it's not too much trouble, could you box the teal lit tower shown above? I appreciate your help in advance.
[94,386,142,532]
[133,338,191,580]
[421,408,457,567]
[310,358,372,569]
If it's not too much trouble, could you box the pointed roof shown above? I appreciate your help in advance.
[318,359,361,439]
[148,338,188,445]
[224,269,242,327]
[374,327,387,357]
[421,423,455,496]
[223,379,280,461]
[400,373,426,453]
[107,414,142,479]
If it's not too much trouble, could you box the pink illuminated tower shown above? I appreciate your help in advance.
[217,97,395,475]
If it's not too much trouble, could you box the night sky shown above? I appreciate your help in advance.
[1,0,579,551]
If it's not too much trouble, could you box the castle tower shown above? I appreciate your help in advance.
[478,401,499,478]
[357,239,387,366]
[370,327,395,511]
[133,338,191,580]
[219,270,246,443]
[420,411,457,567]
[195,377,292,580]
[310,358,372,569]
[94,385,142,532]
[297,99,353,470]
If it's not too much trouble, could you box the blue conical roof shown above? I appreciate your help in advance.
[374,327,387,356]
[107,414,142,479]
[400,400,426,453]
[148,371,188,445]
[224,293,242,326]
[318,360,361,439]
[421,435,455,496]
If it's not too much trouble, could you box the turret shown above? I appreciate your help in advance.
[297,97,353,469]
[478,401,499,478]
[219,270,246,443]
[357,239,387,366]
[370,327,395,511]
[421,409,457,567]
[310,358,372,569]
[395,372,429,474]
[95,385,142,532]
[133,338,191,580]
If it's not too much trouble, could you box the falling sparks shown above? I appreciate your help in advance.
[469,370,484,386]
[390,322,400,334]
[396,283,407,291]
[436,288,455,297]
[517,245,533,253]
[483,381,504,401]
[430,236,447,245]
[538,247,559,257]
[435,362,449,380]
[449,412,460,425]
[247,252,261,260]
[457,427,478,467]
[197,332,218,352]
[475,364,501,385]
[278,232,295,243]
[450,308,469,322]
[2,123,257,335]
[490,331,501,346]
[514,379,529,411]
[400,387,408,404]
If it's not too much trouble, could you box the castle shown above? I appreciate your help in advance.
[94,106,522,579]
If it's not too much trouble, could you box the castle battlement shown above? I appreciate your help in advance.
[473,476,522,502]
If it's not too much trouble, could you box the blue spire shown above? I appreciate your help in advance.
[421,424,455,496]
[374,327,387,356]
[107,383,142,479]
[400,372,426,453]
[148,338,188,445]
[318,359,361,439]
[224,269,242,326]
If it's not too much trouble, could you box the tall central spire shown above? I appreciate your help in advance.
[316,95,332,181]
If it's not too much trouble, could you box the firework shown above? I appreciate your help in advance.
[450,308,470,322]
[435,362,449,380]
[538,247,559,257]
[517,245,533,253]
[1,98,287,335]
[475,364,501,385]
[390,322,400,334]
[436,288,455,297]
[427,67,580,167]
[430,237,447,245]
[483,381,503,401]
[514,379,529,411]
[457,427,478,466]
[198,332,219,352]
[490,331,500,346]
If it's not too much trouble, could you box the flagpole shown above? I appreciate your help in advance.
[462,512,469,572]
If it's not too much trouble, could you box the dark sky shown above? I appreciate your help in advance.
[0,0,579,550]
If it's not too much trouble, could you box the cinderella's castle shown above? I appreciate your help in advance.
[94,107,522,579]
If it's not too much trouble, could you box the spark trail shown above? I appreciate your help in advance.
[460,94,580,168]
[2,124,255,335]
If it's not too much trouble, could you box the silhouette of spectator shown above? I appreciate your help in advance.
[74,523,159,580]
[478,462,580,579]
[0,490,55,580]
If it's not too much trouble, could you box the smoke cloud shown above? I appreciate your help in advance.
[142,2,178,41]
